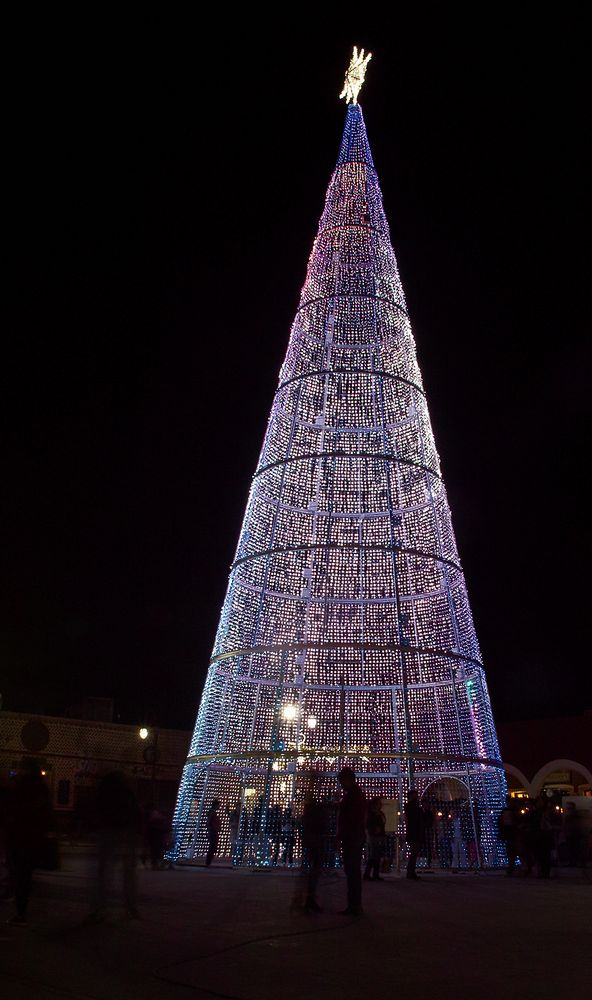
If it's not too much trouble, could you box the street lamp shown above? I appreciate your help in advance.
[138,726,160,805]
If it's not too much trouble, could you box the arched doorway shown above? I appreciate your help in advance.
[420,777,480,870]
[531,759,592,798]
[504,763,531,800]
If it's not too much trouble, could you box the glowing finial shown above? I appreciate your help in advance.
[340,46,372,105]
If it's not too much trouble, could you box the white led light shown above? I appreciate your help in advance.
[339,46,372,105]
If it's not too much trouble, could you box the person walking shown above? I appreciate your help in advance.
[364,797,386,881]
[337,767,366,915]
[405,789,423,881]
[89,771,142,921]
[5,758,52,925]
[205,799,222,867]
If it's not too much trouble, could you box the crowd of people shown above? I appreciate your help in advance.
[1,760,590,924]
[0,762,175,924]
[497,794,588,877]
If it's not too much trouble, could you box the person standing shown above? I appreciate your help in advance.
[146,806,168,870]
[498,795,518,876]
[301,789,329,913]
[535,796,554,879]
[5,758,52,925]
[227,802,240,863]
[205,799,222,867]
[281,807,296,866]
[563,802,582,868]
[337,767,366,915]
[422,804,435,870]
[364,797,386,881]
[405,789,424,881]
[450,806,465,873]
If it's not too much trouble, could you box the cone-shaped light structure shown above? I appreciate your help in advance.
[170,102,506,867]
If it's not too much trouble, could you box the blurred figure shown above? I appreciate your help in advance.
[466,800,482,871]
[498,795,518,876]
[301,783,330,913]
[89,771,142,921]
[515,802,534,875]
[563,803,582,868]
[266,803,283,864]
[422,803,435,870]
[364,797,386,881]
[435,808,452,869]
[534,796,554,878]
[337,767,366,915]
[281,806,296,866]
[405,789,423,880]
[4,758,52,925]
[205,799,222,867]
[146,806,169,870]
[227,802,240,863]
[450,806,465,873]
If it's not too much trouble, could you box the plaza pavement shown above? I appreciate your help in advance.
[1,856,590,999]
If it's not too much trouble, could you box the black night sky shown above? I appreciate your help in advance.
[3,16,590,731]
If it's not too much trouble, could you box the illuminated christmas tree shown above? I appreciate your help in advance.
[170,52,506,867]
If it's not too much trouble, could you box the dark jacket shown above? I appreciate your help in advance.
[338,784,367,842]
[302,800,330,845]
[206,809,222,836]
[405,798,423,842]
[367,810,386,837]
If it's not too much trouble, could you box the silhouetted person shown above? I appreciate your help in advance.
[466,801,482,870]
[405,789,423,880]
[89,771,142,921]
[281,807,296,865]
[422,804,434,869]
[337,767,366,915]
[205,799,222,866]
[146,807,168,870]
[227,802,240,863]
[250,795,265,859]
[5,758,52,925]
[266,803,283,863]
[534,796,553,878]
[301,790,330,912]
[563,802,583,867]
[498,795,518,876]
[364,797,386,881]
[451,806,465,872]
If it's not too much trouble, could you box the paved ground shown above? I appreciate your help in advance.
[1,858,590,1000]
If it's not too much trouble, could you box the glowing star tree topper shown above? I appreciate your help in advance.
[339,46,372,104]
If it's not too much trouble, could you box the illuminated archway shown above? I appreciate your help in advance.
[531,759,592,797]
[503,763,531,797]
